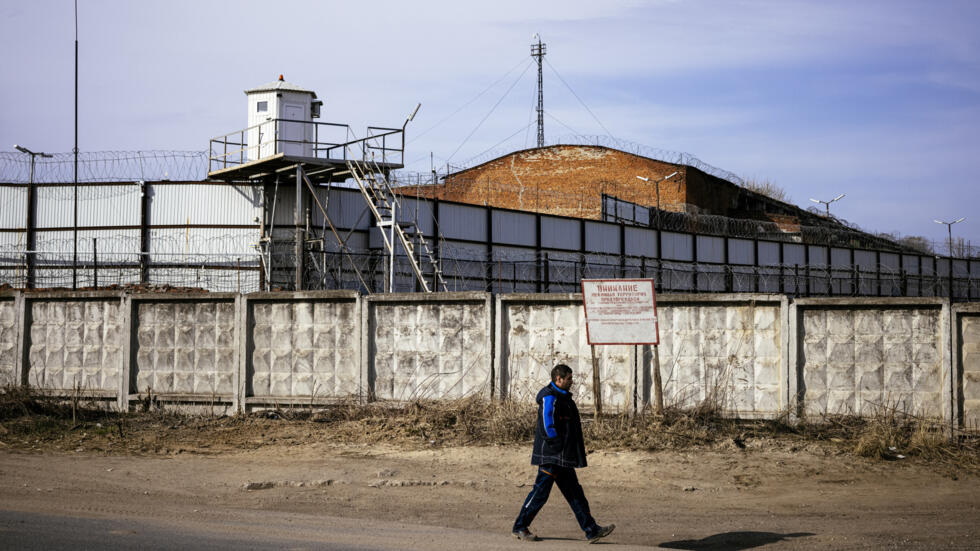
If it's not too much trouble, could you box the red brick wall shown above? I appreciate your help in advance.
[401,145,689,219]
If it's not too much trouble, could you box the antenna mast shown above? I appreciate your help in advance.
[531,34,546,148]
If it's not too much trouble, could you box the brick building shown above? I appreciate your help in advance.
[400,144,835,231]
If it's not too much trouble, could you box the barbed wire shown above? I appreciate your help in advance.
[0,150,209,183]
[434,135,746,187]
[268,250,980,298]
[603,195,980,258]
[3,244,976,299]
[0,233,259,256]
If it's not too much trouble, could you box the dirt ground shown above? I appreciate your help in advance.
[1,415,979,550]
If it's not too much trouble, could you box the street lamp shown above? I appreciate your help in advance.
[13,145,52,288]
[636,171,679,229]
[809,193,845,217]
[934,217,965,257]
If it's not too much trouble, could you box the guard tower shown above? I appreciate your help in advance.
[245,75,322,160]
[207,78,445,294]
[208,75,404,184]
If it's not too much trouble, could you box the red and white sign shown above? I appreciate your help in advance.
[581,279,659,345]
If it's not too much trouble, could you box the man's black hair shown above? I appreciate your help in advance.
[551,363,572,382]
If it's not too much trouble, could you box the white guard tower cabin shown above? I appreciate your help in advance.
[245,75,321,160]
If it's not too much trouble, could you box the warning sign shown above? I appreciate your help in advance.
[581,279,659,345]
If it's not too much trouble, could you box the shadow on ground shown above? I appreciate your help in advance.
[660,531,815,550]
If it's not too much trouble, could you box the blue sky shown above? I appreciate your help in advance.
[1,0,978,247]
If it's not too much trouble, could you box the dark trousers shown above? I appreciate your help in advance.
[512,465,599,537]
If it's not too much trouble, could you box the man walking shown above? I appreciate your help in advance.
[512,364,615,544]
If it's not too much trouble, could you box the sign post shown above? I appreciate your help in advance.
[581,279,662,415]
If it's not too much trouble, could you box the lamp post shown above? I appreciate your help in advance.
[636,171,679,229]
[809,193,845,217]
[934,217,965,257]
[14,145,52,288]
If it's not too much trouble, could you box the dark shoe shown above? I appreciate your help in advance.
[512,528,540,542]
[588,524,615,544]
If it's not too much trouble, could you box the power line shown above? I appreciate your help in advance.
[407,56,530,145]
[444,60,535,164]
[460,121,536,168]
[544,58,615,139]
[544,111,581,137]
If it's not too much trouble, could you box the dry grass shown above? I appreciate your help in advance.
[1,385,978,474]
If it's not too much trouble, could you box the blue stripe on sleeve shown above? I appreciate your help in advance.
[542,394,557,438]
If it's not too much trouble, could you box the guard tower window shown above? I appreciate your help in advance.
[256,101,268,112]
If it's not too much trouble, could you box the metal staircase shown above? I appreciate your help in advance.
[346,157,448,292]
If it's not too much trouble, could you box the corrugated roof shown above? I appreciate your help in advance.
[244,78,317,98]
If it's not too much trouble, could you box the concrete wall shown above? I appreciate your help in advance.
[0,296,17,386]
[246,292,361,404]
[133,296,239,399]
[0,289,976,430]
[496,294,633,407]
[367,293,492,401]
[496,294,787,414]
[655,296,787,417]
[792,298,949,419]
[25,295,123,394]
[955,304,980,429]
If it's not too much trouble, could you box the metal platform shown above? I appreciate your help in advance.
[207,152,402,184]
[207,119,404,183]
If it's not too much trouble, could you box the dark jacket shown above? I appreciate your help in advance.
[531,382,588,468]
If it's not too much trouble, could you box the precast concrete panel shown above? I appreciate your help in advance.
[0,299,16,385]
[134,300,237,396]
[584,222,619,254]
[541,216,580,250]
[655,298,783,415]
[27,299,122,392]
[624,227,656,258]
[799,305,944,417]
[0,186,26,229]
[960,312,980,428]
[498,296,631,409]
[492,211,534,246]
[250,298,361,398]
[369,294,491,401]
